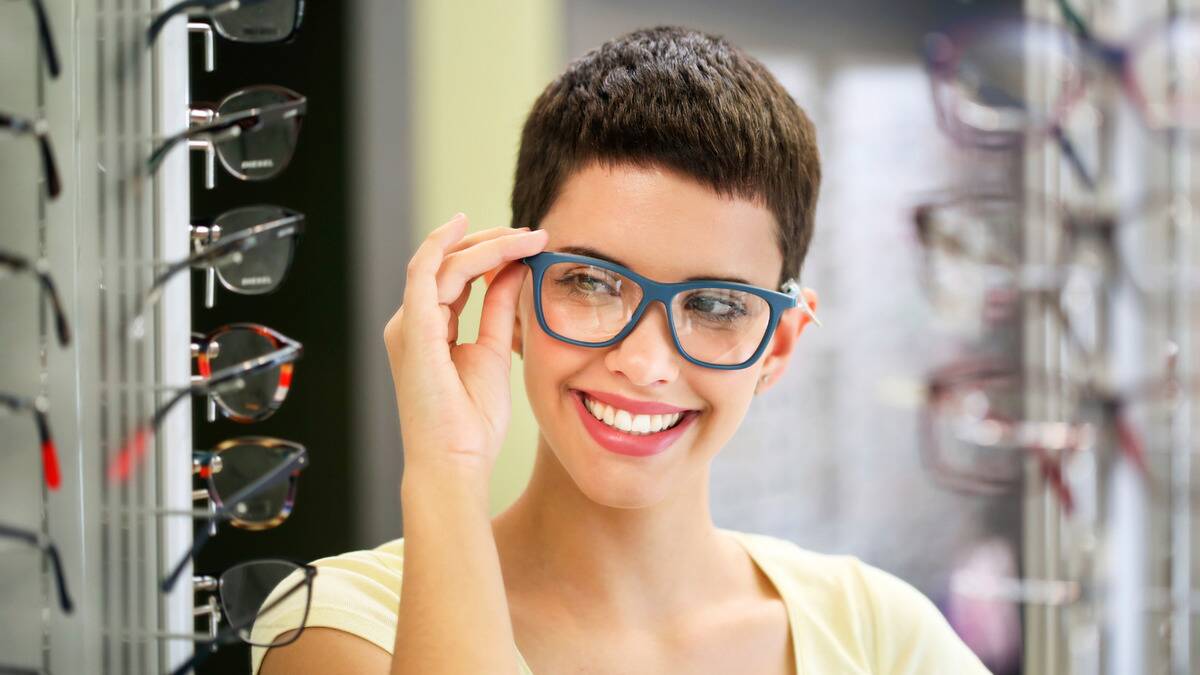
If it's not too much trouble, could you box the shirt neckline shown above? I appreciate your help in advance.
[514,529,802,675]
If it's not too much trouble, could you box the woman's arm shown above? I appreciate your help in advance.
[392,464,519,675]
[383,215,547,675]
[259,628,392,674]
[260,216,544,674]
[255,470,519,675]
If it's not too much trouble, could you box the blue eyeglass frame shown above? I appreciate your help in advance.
[520,251,817,370]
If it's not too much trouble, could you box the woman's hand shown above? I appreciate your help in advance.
[383,213,549,479]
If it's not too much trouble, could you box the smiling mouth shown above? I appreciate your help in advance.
[572,390,698,436]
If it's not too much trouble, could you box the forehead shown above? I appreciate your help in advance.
[538,162,783,287]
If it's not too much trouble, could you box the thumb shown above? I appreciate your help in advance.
[476,261,527,364]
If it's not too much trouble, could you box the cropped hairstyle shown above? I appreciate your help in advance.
[511,25,821,285]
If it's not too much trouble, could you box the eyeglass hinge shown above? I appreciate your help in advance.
[193,575,218,592]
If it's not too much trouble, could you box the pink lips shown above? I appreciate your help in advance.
[571,390,699,457]
[576,389,694,414]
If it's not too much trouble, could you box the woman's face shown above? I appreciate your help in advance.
[515,162,809,509]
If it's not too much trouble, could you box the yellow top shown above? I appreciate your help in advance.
[250,528,991,675]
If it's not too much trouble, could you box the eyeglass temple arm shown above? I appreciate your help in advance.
[1049,125,1097,192]
[0,253,70,346]
[0,390,61,491]
[0,523,73,613]
[129,242,251,341]
[0,113,61,198]
[146,113,226,177]
[128,258,200,341]
[36,132,62,199]
[160,450,307,594]
[1054,0,1092,41]
[34,268,70,347]
[107,375,248,484]
[32,407,61,491]
[29,0,60,78]
[782,280,822,327]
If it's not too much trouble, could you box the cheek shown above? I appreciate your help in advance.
[695,372,758,429]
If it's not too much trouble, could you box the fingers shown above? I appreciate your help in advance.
[445,225,531,258]
[403,213,470,319]
[475,260,528,363]
[435,229,547,306]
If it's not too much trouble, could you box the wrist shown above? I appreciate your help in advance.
[400,456,492,511]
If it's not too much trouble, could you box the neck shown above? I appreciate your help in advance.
[493,435,747,626]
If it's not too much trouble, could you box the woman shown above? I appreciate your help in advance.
[254,26,990,675]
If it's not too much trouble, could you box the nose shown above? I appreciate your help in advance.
[604,300,680,387]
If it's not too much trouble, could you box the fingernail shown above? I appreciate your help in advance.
[449,212,466,222]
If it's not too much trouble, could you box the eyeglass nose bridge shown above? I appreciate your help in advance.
[607,282,718,367]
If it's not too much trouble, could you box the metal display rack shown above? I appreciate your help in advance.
[1018,0,1197,673]
[1,2,194,674]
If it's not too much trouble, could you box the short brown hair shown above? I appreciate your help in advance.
[511,25,821,284]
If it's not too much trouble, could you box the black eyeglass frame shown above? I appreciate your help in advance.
[166,559,317,675]
[0,111,62,199]
[146,0,306,47]
[0,249,72,347]
[25,0,61,77]
[128,211,305,339]
[0,521,72,613]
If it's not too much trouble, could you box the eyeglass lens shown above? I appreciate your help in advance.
[209,207,298,295]
[940,18,1200,134]
[208,443,296,527]
[205,328,291,419]
[539,261,772,366]
[214,88,303,181]
[210,0,299,44]
[218,559,310,646]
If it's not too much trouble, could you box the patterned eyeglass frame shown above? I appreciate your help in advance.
[193,436,308,531]
[521,251,820,371]
[0,392,61,491]
[161,441,309,593]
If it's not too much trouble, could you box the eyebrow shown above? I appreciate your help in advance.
[555,246,754,285]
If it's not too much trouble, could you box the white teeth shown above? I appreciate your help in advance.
[582,395,684,436]
[614,409,633,432]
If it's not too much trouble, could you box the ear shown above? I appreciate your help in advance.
[757,288,819,390]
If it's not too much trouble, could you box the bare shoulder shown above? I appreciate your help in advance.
[259,627,392,675]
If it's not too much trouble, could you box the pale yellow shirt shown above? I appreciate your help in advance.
[250,528,991,674]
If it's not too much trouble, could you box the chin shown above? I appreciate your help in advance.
[573,469,674,509]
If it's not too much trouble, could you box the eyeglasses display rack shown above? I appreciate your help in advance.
[1018,0,1198,673]
[917,0,1197,671]
[0,2,195,674]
